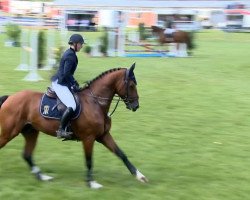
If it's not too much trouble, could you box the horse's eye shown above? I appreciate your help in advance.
[129,84,135,89]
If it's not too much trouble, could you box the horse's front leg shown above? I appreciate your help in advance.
[98,133,148,183]
[82,136,103,189]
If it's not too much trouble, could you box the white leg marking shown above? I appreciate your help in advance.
[31,166,41,174]
[31,166,54,181]
[136,169,148,183]
[39,174,54,181]
[89,181,103,189]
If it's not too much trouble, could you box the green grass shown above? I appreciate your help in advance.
[1,29,250,200]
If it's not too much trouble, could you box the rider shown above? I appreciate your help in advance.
[51,33,85,139]
[163,20,176,41]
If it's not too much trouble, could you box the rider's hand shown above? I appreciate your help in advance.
[74,80,79,87]
[71,84,80,92]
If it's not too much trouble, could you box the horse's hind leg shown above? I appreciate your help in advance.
[21,124,53,181]
[0,120,21,149]
[97,133,148,183]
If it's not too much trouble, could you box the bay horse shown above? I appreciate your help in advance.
[151,25,194,55]
[0,63,148,189]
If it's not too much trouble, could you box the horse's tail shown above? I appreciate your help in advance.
[0,95,9,108]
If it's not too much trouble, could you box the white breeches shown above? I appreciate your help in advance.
[164,28,175,34]
[51,80,76,111]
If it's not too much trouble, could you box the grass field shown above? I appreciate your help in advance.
[1,29,250,200]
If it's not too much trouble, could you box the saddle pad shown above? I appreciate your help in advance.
[40,94,81,120]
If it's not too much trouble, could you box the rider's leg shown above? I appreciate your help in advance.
[51,81,76,139]
[56,107,74,138]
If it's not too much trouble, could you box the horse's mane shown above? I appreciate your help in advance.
[0,95,9,108]
[82,68,122,89]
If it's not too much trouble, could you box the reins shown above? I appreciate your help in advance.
[88,89,121,117]
[108,97,121,117]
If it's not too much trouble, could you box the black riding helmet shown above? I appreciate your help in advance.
[68,34,85,45]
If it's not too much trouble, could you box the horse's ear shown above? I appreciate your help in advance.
[128,63,137,85]
[129,62,136,73]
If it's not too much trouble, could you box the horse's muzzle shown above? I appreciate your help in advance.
[126,101,139,112]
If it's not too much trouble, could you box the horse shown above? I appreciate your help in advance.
[0,63,148,189]
[151,25,194,55]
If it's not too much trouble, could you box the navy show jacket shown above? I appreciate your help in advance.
[51,48,78,88]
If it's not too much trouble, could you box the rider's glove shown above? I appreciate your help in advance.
[71,84,80,92]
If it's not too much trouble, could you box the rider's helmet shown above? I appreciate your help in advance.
[68,34,85,45]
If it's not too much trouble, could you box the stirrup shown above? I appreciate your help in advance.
[56,129,73,139]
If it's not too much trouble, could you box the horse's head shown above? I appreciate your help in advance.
[151,26,158,35]
[119,63,139,112]
[151,26,164,33]
[151,26,165,41]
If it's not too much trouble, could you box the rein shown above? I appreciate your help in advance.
[108,97,120,117]
[88,89,121,117]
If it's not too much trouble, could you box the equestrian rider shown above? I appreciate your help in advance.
[164,20,176,41]
[51,34,85,139]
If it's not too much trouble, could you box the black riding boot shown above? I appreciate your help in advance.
[56,107,74,139]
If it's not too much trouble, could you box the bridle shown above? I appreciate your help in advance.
[122,68,138,104]
[87,68,138,116]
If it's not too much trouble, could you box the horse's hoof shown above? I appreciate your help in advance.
[135,170,148,183]
[37,173,54,181]
[88,181,103,189]
[31,166,53,181]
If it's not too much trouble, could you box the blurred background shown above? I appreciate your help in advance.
[1,1,250,200]
[0,0,249,65]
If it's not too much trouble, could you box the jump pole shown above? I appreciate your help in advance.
[16,29,29,71]
[42,29,56,70]
[23,30,43,81]
[107,30,116,57]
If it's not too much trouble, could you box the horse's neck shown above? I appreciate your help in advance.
[91,69,124,102]
[88,70,124,113]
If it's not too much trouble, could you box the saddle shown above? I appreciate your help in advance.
[40,87,81,120]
